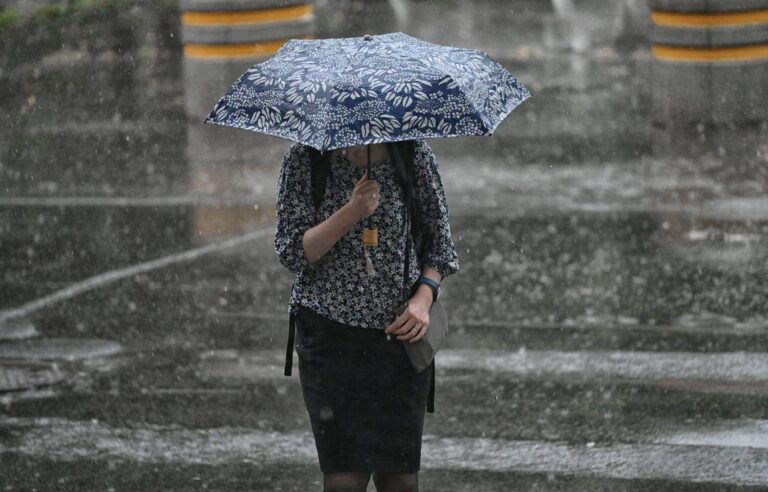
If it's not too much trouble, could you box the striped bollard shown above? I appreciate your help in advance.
[649,0,768,127]
[180,0,315,236]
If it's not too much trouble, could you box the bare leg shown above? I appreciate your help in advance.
[372,472,418,492]
[323,472,371,492]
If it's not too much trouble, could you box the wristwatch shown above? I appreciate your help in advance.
[416,276,440,303]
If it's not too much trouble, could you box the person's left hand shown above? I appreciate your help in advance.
[385,293,431,343]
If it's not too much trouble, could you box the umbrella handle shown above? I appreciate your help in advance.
[363,144,378,246]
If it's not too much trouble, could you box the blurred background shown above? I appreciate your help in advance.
[1,0,768,490]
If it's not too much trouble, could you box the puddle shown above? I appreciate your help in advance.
[0,360,65,392]
[195,349,285,382]
[0,317,37,340]
[3,416,768,487]
[192,347,768,390]
[654,420,768,449]
[0,337,123,361]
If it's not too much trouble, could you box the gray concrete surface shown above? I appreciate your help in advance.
[1,0,768,490]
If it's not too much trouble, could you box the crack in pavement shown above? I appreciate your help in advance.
[0,227,274,328]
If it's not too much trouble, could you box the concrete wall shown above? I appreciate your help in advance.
[0,1,186,196]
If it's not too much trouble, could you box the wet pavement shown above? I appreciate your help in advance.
[2,0,768,490]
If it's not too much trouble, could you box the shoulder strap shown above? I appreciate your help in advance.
[403,185,435,414]
[286,148,328,377]
[284,312,295,376]
[310,149,331,210]
[428,359,435,413]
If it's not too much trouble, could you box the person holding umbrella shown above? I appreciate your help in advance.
[275,137,457,491]
[204,32,531,490]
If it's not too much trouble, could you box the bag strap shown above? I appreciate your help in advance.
[284,312,296,376]
[402,189,411,303]
[310,150,331,210]
[428,359,435,413]
[284,150,328,377]
[403,184,435,414]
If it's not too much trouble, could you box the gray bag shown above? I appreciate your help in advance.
[396,296,448,374]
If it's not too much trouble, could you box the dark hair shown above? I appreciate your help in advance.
[306,140,428,262]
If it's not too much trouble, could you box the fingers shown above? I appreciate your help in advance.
[355,180,379,194]
[406,324,428,343]
[385,307,428,341]
[354,181,380,204]
[385,309,410,333]
[348,173,381,221]
[393,316,419,336]
[398,320,429,342]
[397,323,420,341]
[353,180,381,215]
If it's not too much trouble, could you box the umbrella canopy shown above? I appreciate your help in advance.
[204,32,532,152]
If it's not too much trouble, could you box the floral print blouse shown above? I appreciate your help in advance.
[274,139,460,330]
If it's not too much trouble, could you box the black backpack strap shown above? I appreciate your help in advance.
[390,141,435,413]
[286,147,329,377]
[309,148,331,210]
[427,358,435,413]
[284,311,296,376]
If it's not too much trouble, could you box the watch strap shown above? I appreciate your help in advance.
[417,276,440,302]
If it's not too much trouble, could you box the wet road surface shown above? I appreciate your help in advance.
[3,168,768,489]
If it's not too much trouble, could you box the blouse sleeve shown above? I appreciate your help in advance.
[274,143,317,274]
[412,140,460,280]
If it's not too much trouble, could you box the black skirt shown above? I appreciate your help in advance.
[292,304,433,473]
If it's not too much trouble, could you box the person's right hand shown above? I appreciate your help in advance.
[346,171,381,222]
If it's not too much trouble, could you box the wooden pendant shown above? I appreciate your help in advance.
[363,227,378,246]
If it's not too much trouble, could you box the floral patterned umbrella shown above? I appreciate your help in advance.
[203,32,532,152]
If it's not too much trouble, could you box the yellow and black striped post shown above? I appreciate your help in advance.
[180,0,315,236]
[181,0,315,121]
[649,0,768,125]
